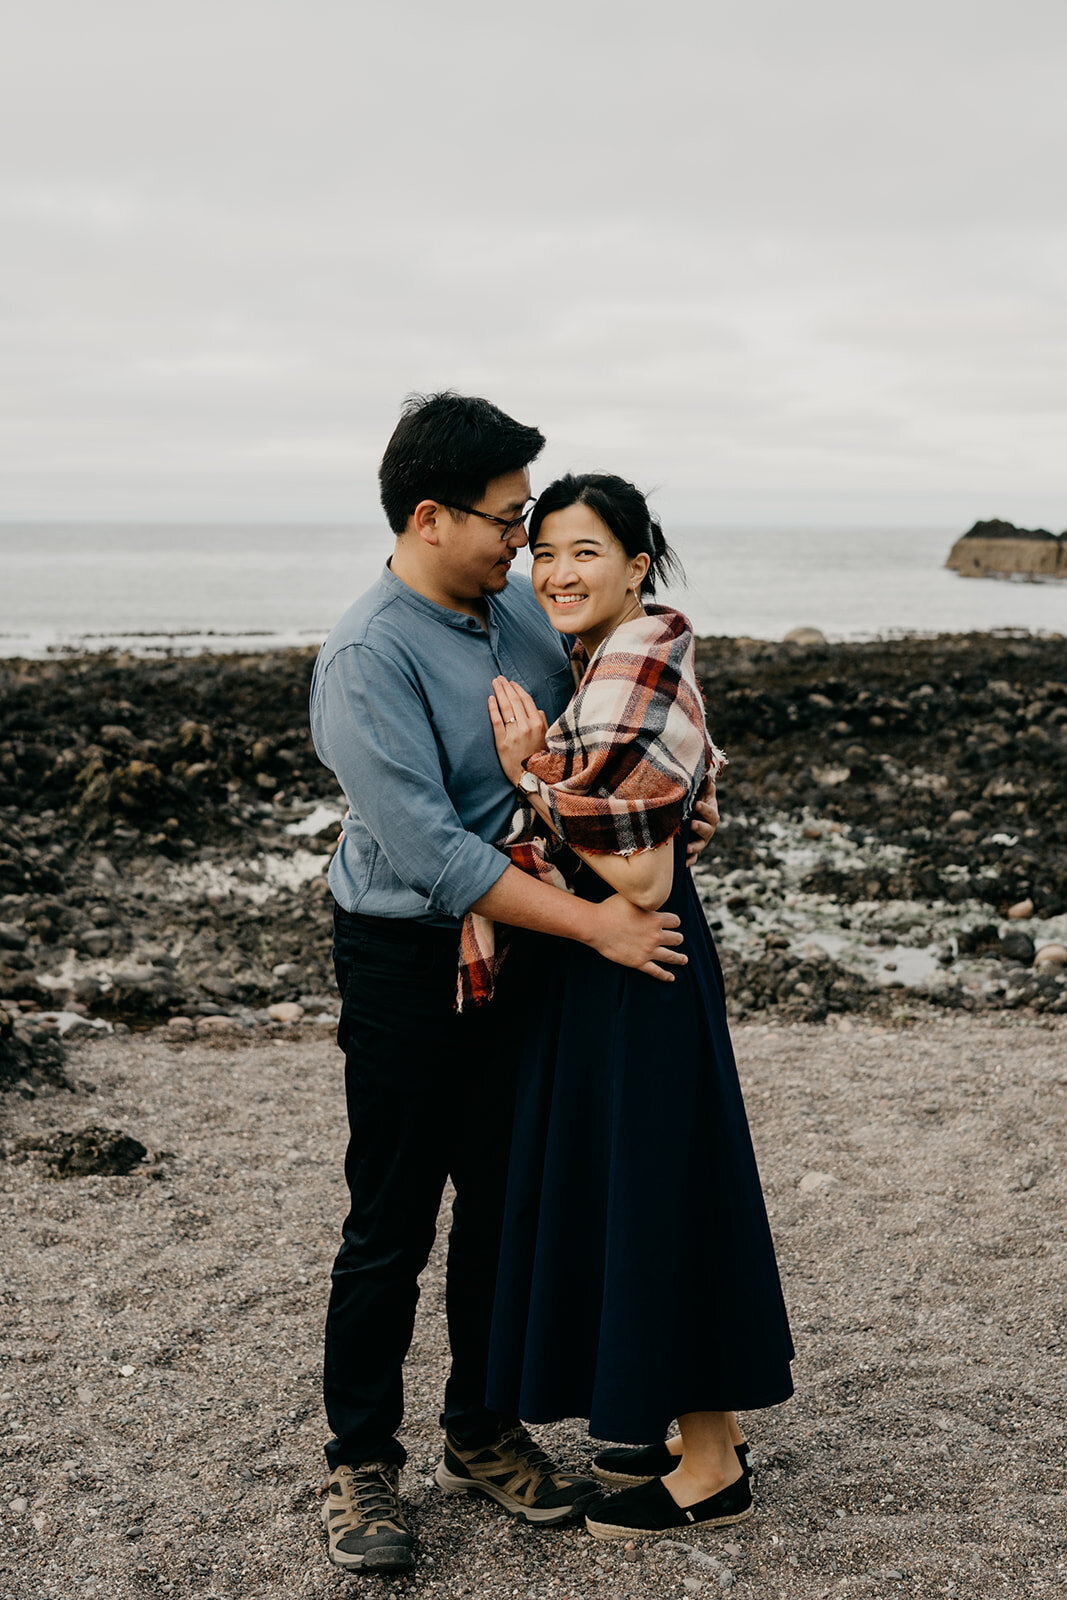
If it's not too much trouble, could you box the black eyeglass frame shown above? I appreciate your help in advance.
[442,500,536,540]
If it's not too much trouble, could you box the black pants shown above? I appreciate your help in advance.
[323,903,527,1470]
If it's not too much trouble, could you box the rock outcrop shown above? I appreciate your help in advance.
[946,519,1066,580]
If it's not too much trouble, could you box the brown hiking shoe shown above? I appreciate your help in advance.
[320,1461,415,1573]
[434,1424,597,1525]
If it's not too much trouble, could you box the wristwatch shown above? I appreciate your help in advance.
[518,771,540,794]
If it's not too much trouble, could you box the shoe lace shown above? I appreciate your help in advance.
[498,1425,557,1479]
[338,1465,400,1524]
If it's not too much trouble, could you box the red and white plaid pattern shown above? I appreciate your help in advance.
[456,823,572,1011]
[456,606,725,1009]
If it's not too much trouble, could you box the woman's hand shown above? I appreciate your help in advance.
[686,775,720,868]
[488,676,549,786]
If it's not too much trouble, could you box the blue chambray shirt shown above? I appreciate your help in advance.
[310,563,575,927]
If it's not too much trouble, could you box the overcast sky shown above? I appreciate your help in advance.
[2,0,1065,526]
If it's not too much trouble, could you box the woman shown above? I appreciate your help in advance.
[475,474,794,1540]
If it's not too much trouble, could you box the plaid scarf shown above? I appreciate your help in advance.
[456,606,726,1009]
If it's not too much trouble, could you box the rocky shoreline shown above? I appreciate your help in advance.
[2,629,1066,1088]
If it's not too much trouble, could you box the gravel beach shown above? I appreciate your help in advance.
[2,1013,1064,1600]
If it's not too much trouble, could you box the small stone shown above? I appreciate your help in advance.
[9,1497,28,1514]
[268,1001,305,1024]
[1000,930,1035,964]
[1034,943,1067,966]
[784,626,827,646]
[271,962,300,979]
[723,1543,742,1557]
[947,810,973,829]
[166,1016,194,1030]
[799,1171,836,1193]
[119,1364,136,1376]
[76,1386,93,1404]
[802,824,823,840]
[1006,898,1034,920]
[196,1015,236,1034]
[683,1579,702,1593]
[1017,1172,1035,1191]
[125,1523,143,1540]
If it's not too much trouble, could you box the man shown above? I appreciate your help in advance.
[310,394,716,1575]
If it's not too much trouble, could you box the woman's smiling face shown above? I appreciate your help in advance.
[529,502,649,647]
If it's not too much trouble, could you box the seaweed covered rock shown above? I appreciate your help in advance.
[12,1124,148,1177]
[0,1003,70,1094]
[720,948,883,1023]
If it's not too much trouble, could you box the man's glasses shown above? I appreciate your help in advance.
[443,500,535,540]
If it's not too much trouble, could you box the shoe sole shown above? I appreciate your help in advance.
[592,1465,661,1487]
[325,1546,416,1574]
[434,1462,589,1525]
[586,1503,753,1540]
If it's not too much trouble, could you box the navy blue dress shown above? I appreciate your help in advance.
[486,834,795,1444]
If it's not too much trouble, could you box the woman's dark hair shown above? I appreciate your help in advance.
[528,473,683,597]
[379,392,546,533]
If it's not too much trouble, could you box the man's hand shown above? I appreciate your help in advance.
[585,894,686,982]
[686,775,720,869]
[488,676,549,786]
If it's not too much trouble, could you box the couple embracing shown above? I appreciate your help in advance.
[310,393,794,1576]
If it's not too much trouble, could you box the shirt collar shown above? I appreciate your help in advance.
[379,563,489,630]
[379,561,492,633]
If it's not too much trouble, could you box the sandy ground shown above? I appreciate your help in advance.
[1,1014,1065,1600]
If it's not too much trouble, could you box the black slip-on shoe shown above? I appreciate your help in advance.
[320,1461,415,1574]
[584,1471,753,1540]
[435,1424,598,1525]
[592,1439,754,1488]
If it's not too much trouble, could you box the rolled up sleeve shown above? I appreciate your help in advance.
[312,643,508,919]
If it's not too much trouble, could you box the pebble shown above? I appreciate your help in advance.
[799,1170,836,1192]
[196,1015,237,1034]
[1006,898,1035,920]
[947,809,974,829]
[1034,943,1067,966]
[9,1496,29,1514]
[268,1002,305,1023]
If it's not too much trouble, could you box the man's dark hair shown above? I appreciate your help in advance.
[378,392,546,534]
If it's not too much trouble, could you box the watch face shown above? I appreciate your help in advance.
[519,771,538,792]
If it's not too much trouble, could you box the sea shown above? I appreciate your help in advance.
[1,522,1064,656]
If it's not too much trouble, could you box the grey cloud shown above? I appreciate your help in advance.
[1,0,1065,522]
